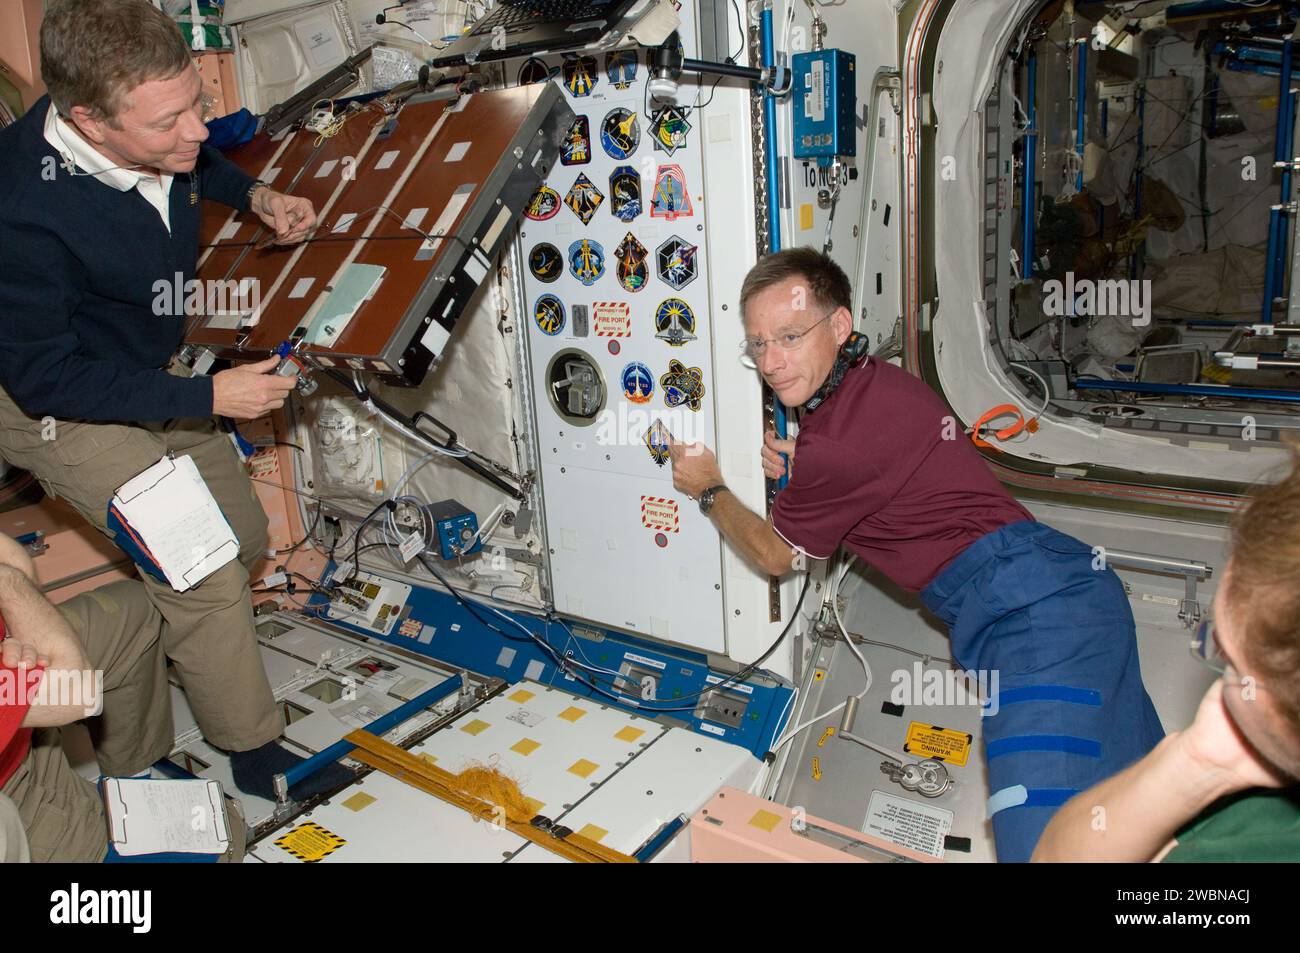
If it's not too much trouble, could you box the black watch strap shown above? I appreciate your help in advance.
[699,484,728,515]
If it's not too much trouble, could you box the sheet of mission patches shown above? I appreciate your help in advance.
[512,5,728,654]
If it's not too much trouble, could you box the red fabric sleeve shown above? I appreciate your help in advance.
[770,432,893,559]
[0,657,42,787]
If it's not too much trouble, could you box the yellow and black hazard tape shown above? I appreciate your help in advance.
[342,729,636,864]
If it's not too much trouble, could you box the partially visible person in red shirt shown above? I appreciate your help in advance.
[0,619,48,790]
[0,533,96,862]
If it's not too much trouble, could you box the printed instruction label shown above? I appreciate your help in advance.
[863,790,952,859]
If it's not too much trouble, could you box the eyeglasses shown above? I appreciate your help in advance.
[1189,616,1226,674]
[739,311,834,368]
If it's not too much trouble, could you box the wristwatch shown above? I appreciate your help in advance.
[246,178,270,208]
[698,484,728,515]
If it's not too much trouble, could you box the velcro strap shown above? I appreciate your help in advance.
[986,734,1101,760]
[970,403,1026,449]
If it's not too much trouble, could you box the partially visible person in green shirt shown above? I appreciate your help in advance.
[1033,449,1300,863]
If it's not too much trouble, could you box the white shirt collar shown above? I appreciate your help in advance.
[42,101,175,230]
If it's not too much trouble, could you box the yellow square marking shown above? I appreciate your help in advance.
[508,689,535,703]
[342,792,376,812]
[614,726,645,743]
[511,738,541,756]
[748,809,782,833]
[523,797,545,816]
[568,758,599,778]
[460,719,491,736]
[558,706,587,723]
[799,203,814,230]
[577,823,608,843]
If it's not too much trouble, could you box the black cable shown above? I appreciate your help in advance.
[416,546,812,712]
[626,574,812,706]
[374,9,448,50]
[322,366,525,502]
[730,0,745,61]
[275,441,306,453]
[691,72,727,112]
[287,570,331,594]
[416,552,535,644]
[344,499,396,586]
[276,499,322,554]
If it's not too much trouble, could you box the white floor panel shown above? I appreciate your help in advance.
[248,769,531,863]
[408,683,669,822]
[547,727,757,857]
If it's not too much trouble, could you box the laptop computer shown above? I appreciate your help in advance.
[430,0,651,68]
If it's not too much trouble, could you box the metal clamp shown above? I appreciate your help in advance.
[880,759,952,798]
[530,815,573,840]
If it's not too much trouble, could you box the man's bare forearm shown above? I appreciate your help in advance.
[1032,734,1239,861]
[709,490,796,577]
[0,534,36,583]
[0,566,89,673]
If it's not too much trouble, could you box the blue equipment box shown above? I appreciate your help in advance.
[427,498,482,560]
[792,49,857,164]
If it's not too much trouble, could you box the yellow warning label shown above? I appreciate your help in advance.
[748,809,782,832]
[903,722,972,766]
[274,822,347,863]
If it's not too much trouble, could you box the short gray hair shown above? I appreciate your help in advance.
[739,247,853,318]
[41,0,192,123]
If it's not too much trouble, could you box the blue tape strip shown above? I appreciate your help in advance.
[988,785,1080,818]
[986,734,1102,760]
[106,504,168,584]
[991,685,1102,708]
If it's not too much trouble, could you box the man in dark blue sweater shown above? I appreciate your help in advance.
[0,0,350,807]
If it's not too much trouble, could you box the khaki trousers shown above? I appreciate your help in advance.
[1,580,245,862]
[0,793,28,862]
[0,384,281,751]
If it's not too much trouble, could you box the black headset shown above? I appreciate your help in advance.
[802,331,870,412]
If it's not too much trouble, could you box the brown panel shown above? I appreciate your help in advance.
[191,86,549,367]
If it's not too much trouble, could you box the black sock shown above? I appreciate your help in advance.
[229,741,355,802]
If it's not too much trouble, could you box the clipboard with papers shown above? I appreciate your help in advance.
[108,454,239,592]
[101,777,232,856]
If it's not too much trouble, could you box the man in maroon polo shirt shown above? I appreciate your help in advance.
[668,247,1164,862]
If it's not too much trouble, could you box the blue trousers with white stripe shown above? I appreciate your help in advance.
[921,520,1165,862]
